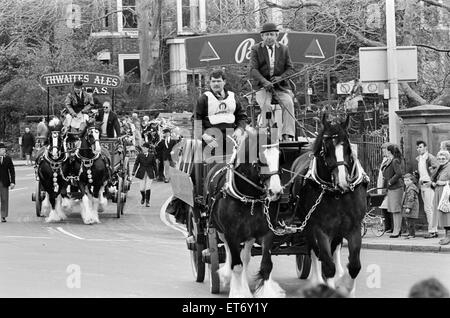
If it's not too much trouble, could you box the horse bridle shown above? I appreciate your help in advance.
[320,133,351,170]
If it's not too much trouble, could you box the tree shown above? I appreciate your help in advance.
[262,0,450,107]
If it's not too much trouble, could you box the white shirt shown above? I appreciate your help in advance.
[418,152,431,182]
[102,112,110,136]
[266,45,275,76]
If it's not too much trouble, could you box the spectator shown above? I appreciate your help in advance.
[377,142,393,232]
[0,142,15,222]
[86,87,101,109]
[156,128,178,183]
[95,101,121,138]
[401,173,420,239]
[383,144,404,238]
[21,127,35,166]
[415,141,439,239]
[132,142,157,207]
[36,117,48,142]
[431,150,450,244]
[131,113,142,148]
[302,284,346,298]
[409,278,450,298]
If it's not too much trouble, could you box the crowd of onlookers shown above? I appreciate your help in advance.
[378,140,450,245]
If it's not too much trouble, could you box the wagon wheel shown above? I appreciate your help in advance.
[207,227,220,294]
[32,180,43,217]
[361,222,367,238]
[371,217,385,237]
[116,177,123,218]
[187,206,205,282]
[123,157,131,194]
[295,254,311,279]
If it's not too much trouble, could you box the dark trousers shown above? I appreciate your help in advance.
[406,218,416,236]
[382,209,392,230]
[0,181,9,218]
[158,159,164,180]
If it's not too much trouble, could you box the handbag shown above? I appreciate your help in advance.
[438,182,450,213]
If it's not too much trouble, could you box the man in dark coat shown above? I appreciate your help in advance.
[155,128,178,183]
[95,101,121,138]
[21,127,35,166]
[249,22,296,141]
[63,80,93,132]
[194,69,247,159]
[0,142,15,222]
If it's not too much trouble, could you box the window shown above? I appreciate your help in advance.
[118,0,137,32]
[118,54,140,83]
[103,8,109,28]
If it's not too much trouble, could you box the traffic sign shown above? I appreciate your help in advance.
[184,32,337,69]
[359,46,418,82]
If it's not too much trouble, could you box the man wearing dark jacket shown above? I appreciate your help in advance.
[95,101,121,138]
[156,128,178,183]
[0,143,15,222]
[249,22,296,141]
[194,69,247,159]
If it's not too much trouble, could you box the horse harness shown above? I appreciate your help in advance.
[35,149,69,193]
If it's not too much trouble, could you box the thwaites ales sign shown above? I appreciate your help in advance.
[40,72,122,94]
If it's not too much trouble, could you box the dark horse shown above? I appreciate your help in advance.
[290,114,368,297]
[35,118,71,222]
[205,128,284,297]
[69,122,110,224]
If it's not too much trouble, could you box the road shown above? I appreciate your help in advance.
[1,166,450,298]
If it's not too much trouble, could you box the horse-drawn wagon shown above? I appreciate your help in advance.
[31,71,132,223]
[168,82,313,295]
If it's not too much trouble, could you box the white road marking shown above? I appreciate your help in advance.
[11,187,28,192]
[56,227,85,240]
[160,195,188,236]
[0,236,52,239]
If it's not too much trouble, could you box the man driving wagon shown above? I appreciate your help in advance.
[249,22,297,142]
[62,80,94,134]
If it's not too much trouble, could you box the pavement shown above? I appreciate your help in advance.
[353,229,450,254]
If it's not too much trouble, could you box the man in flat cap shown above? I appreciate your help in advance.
[0,143,15,222]
[249,22,296,141]
[63,80,94,133]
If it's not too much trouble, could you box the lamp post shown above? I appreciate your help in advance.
[386,0,401,144]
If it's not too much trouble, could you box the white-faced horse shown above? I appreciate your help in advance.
[69,123,110,224]
[290,114,368,297]
[35,118,71,222]
[206,128,285,297]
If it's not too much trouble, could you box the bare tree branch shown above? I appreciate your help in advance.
[420,0,450,11]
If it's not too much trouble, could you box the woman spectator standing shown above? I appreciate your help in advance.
[431,150,450,245]
[382,144,404,238]
[377,142,393,232]
[132,142,157,207]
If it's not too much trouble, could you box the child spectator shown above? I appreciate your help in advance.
[401,173,420,239]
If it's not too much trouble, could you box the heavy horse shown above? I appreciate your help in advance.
[35,118,71,222]
[290,114,368,297]
[205,128,285,297]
